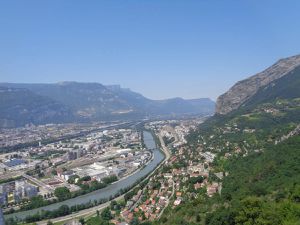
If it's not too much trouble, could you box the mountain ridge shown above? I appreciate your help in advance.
[216,54,300,114]
[0,82,215,128]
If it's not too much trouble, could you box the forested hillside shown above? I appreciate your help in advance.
[150,61,300,225]
[151,137,300,225]
[206,136,300,225]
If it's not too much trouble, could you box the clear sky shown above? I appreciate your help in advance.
[1,1,300,100]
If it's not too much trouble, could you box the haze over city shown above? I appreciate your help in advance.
[1,1,300,100]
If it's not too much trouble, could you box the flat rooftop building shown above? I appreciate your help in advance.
[4,158,25,167]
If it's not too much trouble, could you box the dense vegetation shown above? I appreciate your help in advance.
[150,129,300,225]
[150,68,300,224]
[206,136,300,225]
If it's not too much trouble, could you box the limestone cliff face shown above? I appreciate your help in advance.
[216,54,300,115]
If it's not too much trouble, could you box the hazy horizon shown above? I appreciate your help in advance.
[1,1,300,100]
[0,80,218,101]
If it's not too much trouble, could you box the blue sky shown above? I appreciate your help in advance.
[1,1,300,100]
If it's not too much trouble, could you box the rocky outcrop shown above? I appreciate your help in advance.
[216,54,300,114]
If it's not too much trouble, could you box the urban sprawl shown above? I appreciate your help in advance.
[0,117,225,225]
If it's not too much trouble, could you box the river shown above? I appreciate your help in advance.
[5,131,164,221]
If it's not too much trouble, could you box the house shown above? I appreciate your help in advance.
[207,182,219,197]
[127,212,134,220]
[176,192,182,197]
[163,173,172,178]
[174,199,181,206]
[121,210,130,218]
[118,222,129,225]
[63,219,81,225]
[194,182,202,190]
[126,200,134,208]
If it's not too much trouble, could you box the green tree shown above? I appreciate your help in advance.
[100,207,112,220]
[54,187,71,201]
[57,205,70,216]
[79,217,85,225]
[234,197,281,225]
[235,197,263,224]
[130,217,140,225]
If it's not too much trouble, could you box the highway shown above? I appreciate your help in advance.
[37,197,119,225]
[158,133,171,160]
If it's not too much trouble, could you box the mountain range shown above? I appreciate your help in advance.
[0,82,215,128]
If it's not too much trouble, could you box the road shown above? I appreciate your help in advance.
[158,179,174,219]
[156,133,173,219]
[22,174,54,191]
[158,133,171,160]
[37,195,124,225]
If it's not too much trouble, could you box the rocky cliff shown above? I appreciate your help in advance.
[216,54,300,114]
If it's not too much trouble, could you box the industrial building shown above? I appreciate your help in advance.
[72,162,120,182]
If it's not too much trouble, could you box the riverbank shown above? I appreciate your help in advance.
[5,131,165,224]
[40,130,172,225]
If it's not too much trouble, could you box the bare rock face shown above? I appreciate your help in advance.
[216,54,300,114]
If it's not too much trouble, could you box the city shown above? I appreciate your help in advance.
[0,116,226,225]
[0,123,149,213]
[1,1,300,224]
